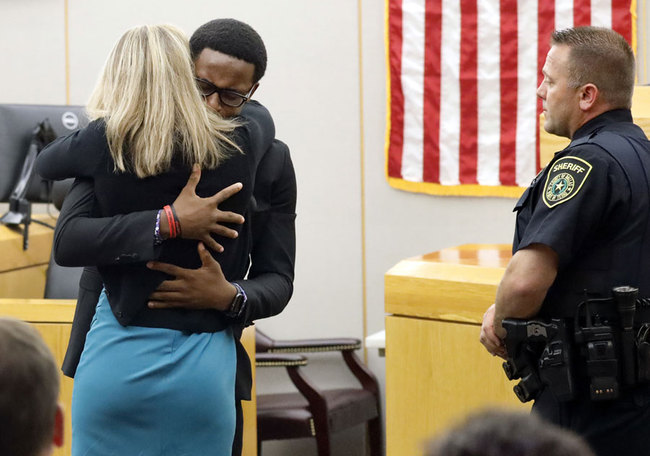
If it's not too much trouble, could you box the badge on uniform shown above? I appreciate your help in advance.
[542,156,592,208]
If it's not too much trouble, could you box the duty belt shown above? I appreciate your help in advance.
[502,286,650,403]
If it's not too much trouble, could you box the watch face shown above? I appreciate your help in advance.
[227,292,244,317]
[232,294,244,311]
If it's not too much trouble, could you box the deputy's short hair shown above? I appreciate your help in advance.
[0,318,60,456]
[190,18,267,83]
[551,26,635,109]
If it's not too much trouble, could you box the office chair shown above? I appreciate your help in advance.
[43,179,83,299]
[255,330,383,456]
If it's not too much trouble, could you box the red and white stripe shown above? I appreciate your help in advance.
[387,0,633,190]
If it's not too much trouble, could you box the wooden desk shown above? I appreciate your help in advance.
[0,299,257,456]
[384,244,528,456]
[0,214,56,298]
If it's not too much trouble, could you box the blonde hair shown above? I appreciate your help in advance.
[87,24,239,178]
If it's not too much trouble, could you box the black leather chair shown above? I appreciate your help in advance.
[43,254,83,299]
[43,179,82,299]
[255,330,383,456]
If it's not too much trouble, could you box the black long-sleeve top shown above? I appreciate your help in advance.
[37,103,296,400]
[37,117,255,333]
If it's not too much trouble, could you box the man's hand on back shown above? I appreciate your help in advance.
[160,164,245,252]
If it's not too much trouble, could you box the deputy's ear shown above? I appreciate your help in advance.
[52,403,64,447]
[579,83,599,110]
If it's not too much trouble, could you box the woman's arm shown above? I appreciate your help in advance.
[53,178,160,267]
[36,120,104,180]
[53,170,245,267]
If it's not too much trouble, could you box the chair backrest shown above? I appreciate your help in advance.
[255,330,384,456]
[43,178,81,299]
[43,256,83,299]
[255,329,275,352]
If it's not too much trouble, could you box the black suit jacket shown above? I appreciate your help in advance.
[37,101,296,401]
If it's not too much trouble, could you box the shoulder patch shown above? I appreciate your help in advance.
[542,156,593,208]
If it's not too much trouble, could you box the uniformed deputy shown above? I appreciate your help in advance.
[480,26,650,456]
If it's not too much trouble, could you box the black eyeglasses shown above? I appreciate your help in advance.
[194,77,255,108]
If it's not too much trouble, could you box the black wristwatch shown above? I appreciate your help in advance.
[225,282,247,318]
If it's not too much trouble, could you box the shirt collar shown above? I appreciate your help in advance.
[571,108,633,142]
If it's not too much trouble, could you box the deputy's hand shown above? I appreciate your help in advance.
[146,242,237,311]
[480,304,506,359]
[172,164,245,253]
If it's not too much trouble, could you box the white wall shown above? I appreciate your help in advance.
[1,1,649,455]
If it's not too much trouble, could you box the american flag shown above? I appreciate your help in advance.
[386,0,634,197]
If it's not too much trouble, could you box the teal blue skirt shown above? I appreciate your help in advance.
[71,290,236,456]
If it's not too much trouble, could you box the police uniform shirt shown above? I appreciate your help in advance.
[512,109,648,315]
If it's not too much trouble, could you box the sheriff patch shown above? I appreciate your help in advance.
[542,156,592,208]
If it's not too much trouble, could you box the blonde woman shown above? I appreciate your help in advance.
[37,24,261,455]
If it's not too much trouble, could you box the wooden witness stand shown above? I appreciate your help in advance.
[384,244,529,456]
[0,218,257,456]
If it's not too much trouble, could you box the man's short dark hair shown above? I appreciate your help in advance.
[0,318,60,456]
[426,409,595,456]
[190,18,267,83]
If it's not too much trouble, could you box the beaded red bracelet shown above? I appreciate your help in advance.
[169,204,182,236]
[163,205,177,238]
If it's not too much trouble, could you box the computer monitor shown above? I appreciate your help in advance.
[0,104,88,202]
